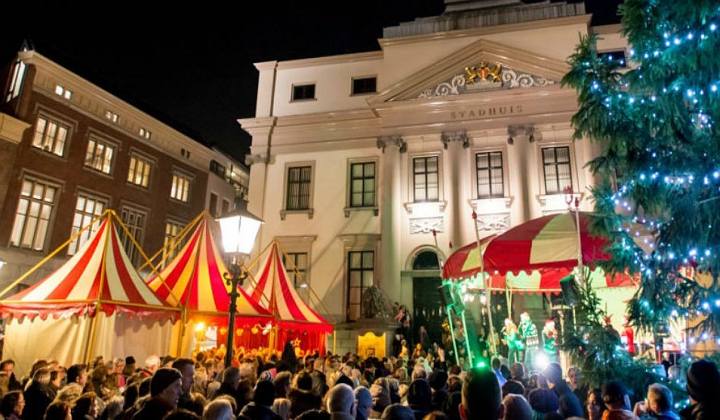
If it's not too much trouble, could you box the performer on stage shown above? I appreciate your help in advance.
[542,319,558,363]
[501,318,522,364]
[519,312,539,369]
[621,317,636,356]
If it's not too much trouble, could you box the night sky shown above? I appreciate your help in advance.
[0,0,622,163]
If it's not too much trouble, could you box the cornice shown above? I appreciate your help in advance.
[275,51,384,70]
[19,51,214,168]
[378,14,591,49]
[592,24,623,35]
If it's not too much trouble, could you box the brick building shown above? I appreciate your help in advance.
[0,48,232,289]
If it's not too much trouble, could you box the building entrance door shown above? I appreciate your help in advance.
[411,250,443,349]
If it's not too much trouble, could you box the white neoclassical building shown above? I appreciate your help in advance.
[239,0,627,354]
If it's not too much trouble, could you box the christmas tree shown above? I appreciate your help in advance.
[562,0,720,338]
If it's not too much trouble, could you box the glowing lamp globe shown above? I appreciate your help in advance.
[217,206,263,256]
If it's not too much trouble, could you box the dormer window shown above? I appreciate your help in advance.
[139,127,152,139]
[54,84,72,100]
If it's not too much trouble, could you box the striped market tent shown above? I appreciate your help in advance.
[245,242,333,353]
[442,212,636,292]
[0,212,178,373]
[146,216,272,355]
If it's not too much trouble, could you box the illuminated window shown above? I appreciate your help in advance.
[104,110,119,123]
[127,154,152,188]
[5,59,26,102]
[54,84,72,100]
[163,220,187,260]
[475,151,504,198]
[542,146,573,194]
[32,115,69,156]
[10,178,58,251]
[139,127,152,139]
[84,137,115,174]
[413,156,439,202]
[68,193,106,255]
[286,166,312,210]
[170,173,191,202]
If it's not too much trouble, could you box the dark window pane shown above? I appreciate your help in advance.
[352,77,377,95]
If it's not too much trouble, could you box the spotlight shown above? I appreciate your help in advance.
[534,352,550,371]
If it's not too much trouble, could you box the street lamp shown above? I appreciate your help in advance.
[216,206,263,368]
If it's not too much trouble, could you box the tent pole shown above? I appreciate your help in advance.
[472,212,496,355]
[506,286,512,319]
[446,305,460,366]
[138,211,205,272]
[332,330,336,354]
[86,213,113,364]
[85,304,101,363]
[0,210,110,299]
[176,307,188,356]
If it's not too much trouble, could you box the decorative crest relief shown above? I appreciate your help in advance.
[475,213,510,232]
[418,63,554,99]
[410,217,444,234]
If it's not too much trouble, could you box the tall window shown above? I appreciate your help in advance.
[347,250,374,321]
[68,193,107,255]
[127,155,151,188]
[542,146,573,194]
[120,207,146,266]
[32,115,69,156]
[5,59,26,102]
[476,152,504,198]
[84,137,115,174]
[283,252,308,288]
[171,173,191,202]
[163,220,186,260]
[413,156,439,202]
[10,178,58,251]
[286,166,312,210]
[209,193,218,216]
[349,162,376,207]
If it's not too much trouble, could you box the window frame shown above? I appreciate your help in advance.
[84,134,118,176]
[351,75,377,96]
[127,151,154,189]
[163,218,188,261]
[281,161,315,219]
[31,112,74,158]
[5,59,26,102]
[282,251,309,288]
[291,83,316,102]
[412,155,441,203]
[348,160,377,209]
[170,169,193,203]
[119,204,148,267]
[475,150,505,199]
[9,175,61,252]
[541,145,574,194]
[67,190,109,255]
[346,250,375,322]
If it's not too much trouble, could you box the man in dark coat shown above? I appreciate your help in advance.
[240,380,281,420]
[132,368,182,420]
[680,360,720,420]
[543,363,584,418]
[289,371,322,418]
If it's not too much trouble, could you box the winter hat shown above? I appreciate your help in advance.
[355,386,372,412]
[150,368,182,396]
[428,370,448,391]
[686,359,720,402]
[528,388,560,413]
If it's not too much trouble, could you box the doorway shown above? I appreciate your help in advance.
[412,250,443,348]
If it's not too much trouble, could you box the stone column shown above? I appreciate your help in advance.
[377,135,405,306]
[441,131,470,248]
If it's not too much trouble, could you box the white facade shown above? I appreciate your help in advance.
[239,7,627,339]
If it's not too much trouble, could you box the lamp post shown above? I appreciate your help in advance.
[216,206,263,368]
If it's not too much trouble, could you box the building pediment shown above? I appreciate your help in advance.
[369,38,569,105]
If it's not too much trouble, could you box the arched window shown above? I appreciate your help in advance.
[413,250,440,270]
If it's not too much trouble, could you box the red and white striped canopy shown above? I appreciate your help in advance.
[0,216,178,320]
[442,212,636,292]
[246,243,332,332]
[146,218,271,324]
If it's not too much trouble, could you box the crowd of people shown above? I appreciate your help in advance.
[0,340,718,420]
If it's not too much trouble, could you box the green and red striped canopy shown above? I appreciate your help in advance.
[442,212,635,292]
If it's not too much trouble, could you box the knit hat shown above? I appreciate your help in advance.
[150,368,182,396]
[686,359,720,402]
[528,388,560,413]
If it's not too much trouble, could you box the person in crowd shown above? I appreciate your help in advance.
[601,381,636,420]
[492,358,507,387]
[289,372,321,418]
[24,367,55,420]
[679,359,720,420]
[381,404,414,420]
[428,370,448,412]
[171,359,195,412]
[202,399,233,420]
[327,384,355,420]
[1,360,23,392]
[407,379,432,419]
[71,392,98,420]
[140,357,160,378]
[98,396,124,420]
[239,380,280,420]
[66,365,89,391]
[502,394,533,420]
[459,367,503,420]
[543,363,583,418]
[271,398,291,420]
[501,380,525,398]
[273,372,292,400]
[354,387,371,420]
[132,368,182,420]
[586,388,605,420]
[510,363,527,388]
[0,390,24,420]
[632,383,679,420]
[43,400,72,420]
[528,388,559,418]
